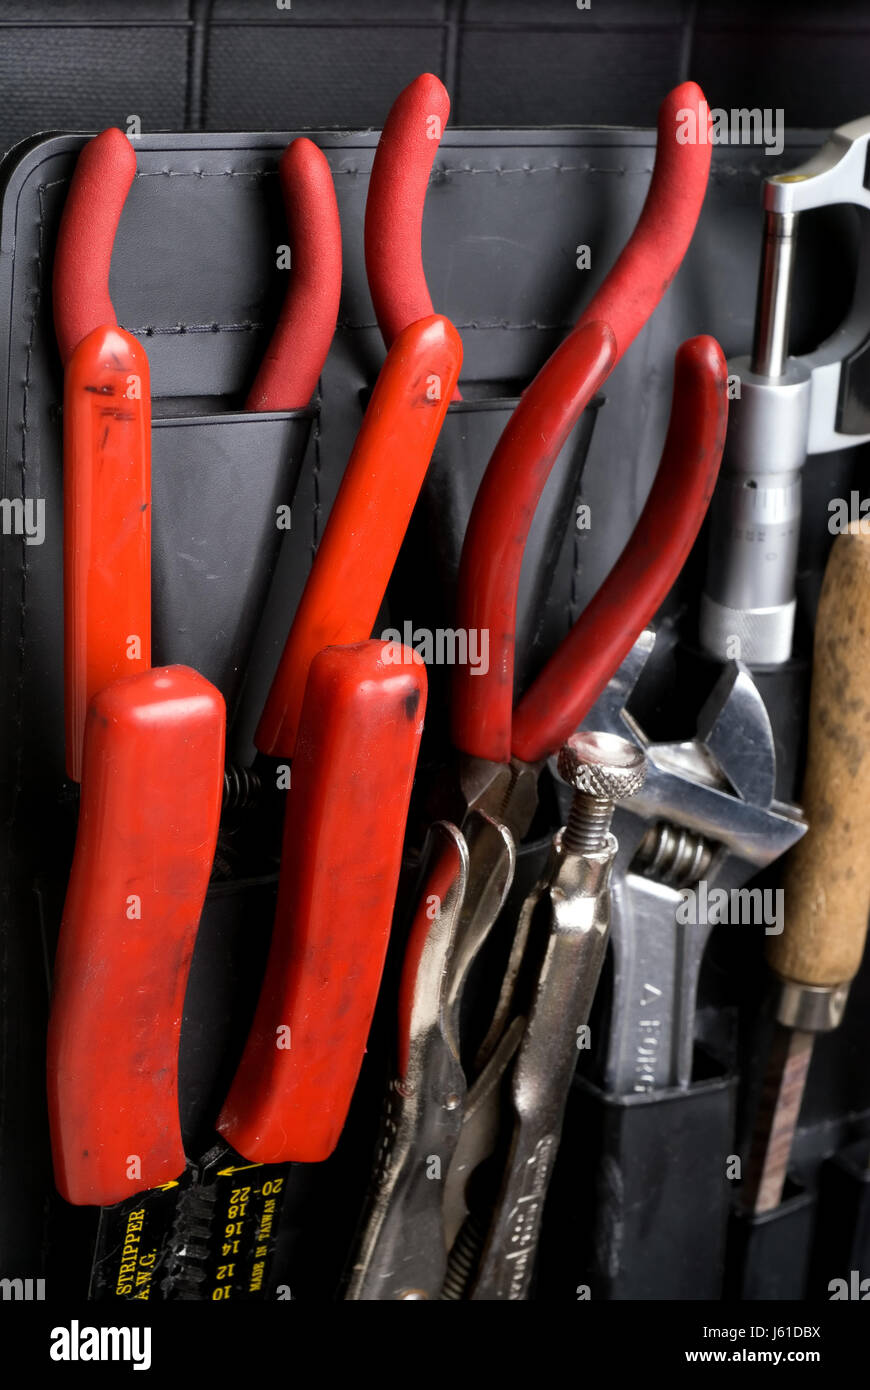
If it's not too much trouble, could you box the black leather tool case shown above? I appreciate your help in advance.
[2,123,869,1302]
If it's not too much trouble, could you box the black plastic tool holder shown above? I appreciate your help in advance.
[810,1137,870,1300]
[537,1058,736,1301]
[2,121,870,1300]
[727,1184,817,1301]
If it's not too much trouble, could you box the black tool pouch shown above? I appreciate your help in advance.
[2,124,869,1304]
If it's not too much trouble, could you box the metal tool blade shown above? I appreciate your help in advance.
[741,1025,814,1214]
[470,840,616,1300]
[344,822,469,1300]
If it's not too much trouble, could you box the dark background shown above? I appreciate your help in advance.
[1,0,870,159]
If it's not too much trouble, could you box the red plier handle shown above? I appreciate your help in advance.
[53,127,136,368]
[576,82,713,364]
[219,640,427,1164]
[451,81,718,764]
[512,335,727,762]
[62,325,152,781]
[365,72,461,401]
[53,128,341,409]
[364,76,712,401]
[47,666,225,1206]
[255,312,462,759]
[245,138,342,411]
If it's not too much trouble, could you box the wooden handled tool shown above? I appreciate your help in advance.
[745,522,870,1213]
[769,522,870,988]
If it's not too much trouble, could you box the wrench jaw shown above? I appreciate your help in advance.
[579,632,805,876]
[577,630,806,1096]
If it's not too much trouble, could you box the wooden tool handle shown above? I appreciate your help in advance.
[770,524,870,987]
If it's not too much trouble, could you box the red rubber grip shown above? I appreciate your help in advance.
[218,640,426,1164]
[64,324,151,782]
[47,666,226,1207]
[511,335,728,764]
[575,82,712,364]
[451,321,616,764]
[255,312,462,758]
[245,138,343,412]
[365,72,461,400]
[53,128,135,366]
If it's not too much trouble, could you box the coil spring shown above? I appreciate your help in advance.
[633,821,715,887]
[440,1213,488,1300]
[222,763,261,813]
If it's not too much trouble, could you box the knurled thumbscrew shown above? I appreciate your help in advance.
[557,730,647,855]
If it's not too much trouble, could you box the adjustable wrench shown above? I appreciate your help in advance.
[576,628,807,1094]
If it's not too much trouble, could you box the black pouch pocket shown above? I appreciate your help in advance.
[390,392,602,698]
[151,407,314,719]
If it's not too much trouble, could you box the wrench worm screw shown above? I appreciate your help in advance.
[634,822,715,886]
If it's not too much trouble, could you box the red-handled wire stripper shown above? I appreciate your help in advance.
[46,126,347,1299]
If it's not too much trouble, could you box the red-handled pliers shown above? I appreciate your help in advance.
[365,73,713,406]
[366,72,723,828]
[53,126,341,404]
[48,639,426,1305]
[54,128,342,779]
[345,76,728,1302]
[454,333,728,782]
[339,333,726,1302]
[48,314,443,1297]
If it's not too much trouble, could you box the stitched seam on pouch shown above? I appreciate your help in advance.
[6,186,45,826]
[40,159,764,337]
